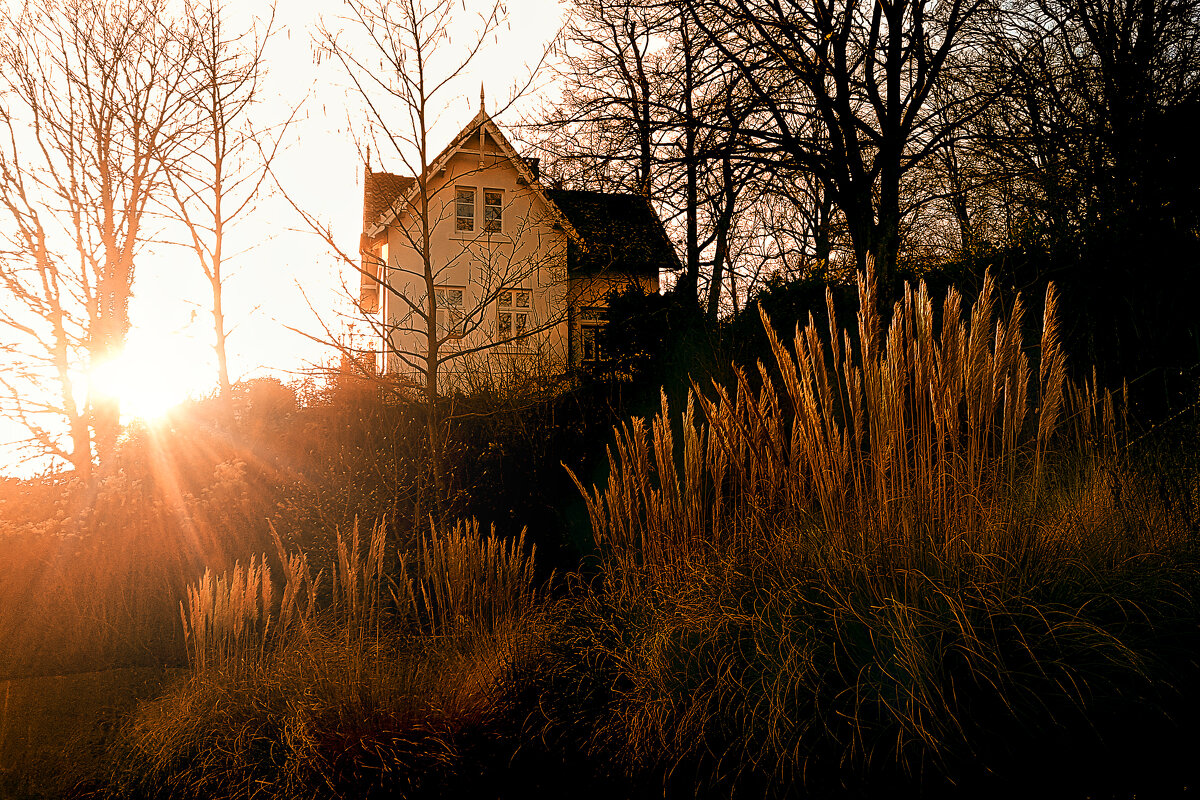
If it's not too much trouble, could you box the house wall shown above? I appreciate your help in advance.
[377,136,570,393]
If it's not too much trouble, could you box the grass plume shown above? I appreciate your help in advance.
[558,266,1194,793]
[116,517,545,798]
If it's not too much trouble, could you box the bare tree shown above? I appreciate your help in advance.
[534,0,762,317]
[286,0,560,513]
[0,149,93,477]
[0,0,198,477]
[685,0,996,304]
[974,0,1200,381]
[532,0,668,196]
[163,0,286,427]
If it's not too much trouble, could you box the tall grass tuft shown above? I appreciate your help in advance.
[180,556,273,673]
[417,519,538,640]
[559,265,1193,792]
[570,267,1131,593]
[113,516,546,798]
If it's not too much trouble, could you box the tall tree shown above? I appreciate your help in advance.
[0,0,197,477]
[534,0,668,196]
[293,0,557,515]
[537,0,760,314]
[979,0,1200,383]
[685,0,994,303]
[164,0,285,427]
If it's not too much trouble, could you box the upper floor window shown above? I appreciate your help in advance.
[497,288,531,344]
[455,187,475,232]
[483,189,503,233]
[435,285,465,338]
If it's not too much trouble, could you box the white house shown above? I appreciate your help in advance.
[359,106,673,392]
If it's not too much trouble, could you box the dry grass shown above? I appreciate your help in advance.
[571,269,1116,586]
[112,517,546,798]
[556,265,1197,794]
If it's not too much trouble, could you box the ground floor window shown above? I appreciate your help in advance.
[498,288,531,345]
[579,306,607,362]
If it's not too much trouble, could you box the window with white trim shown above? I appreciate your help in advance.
[483,189,503,233]
[580,306,607,362]
[497,288,531,345]
[435,285,465,338]
[455,187,475,232]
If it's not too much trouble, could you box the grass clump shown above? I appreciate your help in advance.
[551,266,1199,797]
[109,518,546,799]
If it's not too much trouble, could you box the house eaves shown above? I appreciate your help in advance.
[364,111,583,245]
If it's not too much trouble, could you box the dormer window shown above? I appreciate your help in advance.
[455,187,475,231]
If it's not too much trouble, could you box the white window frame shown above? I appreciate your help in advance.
[497,288,532,348]
[483,188,503,233]
[579,306,607,363]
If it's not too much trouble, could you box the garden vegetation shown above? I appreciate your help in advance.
[2,269,1198,798]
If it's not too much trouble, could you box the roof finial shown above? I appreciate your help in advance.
[480,83,486,113]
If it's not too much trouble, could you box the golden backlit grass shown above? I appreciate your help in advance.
[0,460,263,678]
[572,268,1105,583]
[112,518,545,798]
[25,265,1197,798]
[554,266,1198,793]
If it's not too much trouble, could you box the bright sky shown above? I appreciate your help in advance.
[0,0,567,476]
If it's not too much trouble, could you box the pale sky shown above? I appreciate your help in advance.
[0,0,568,475]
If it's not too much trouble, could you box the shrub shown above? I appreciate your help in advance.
[0,456,266,677]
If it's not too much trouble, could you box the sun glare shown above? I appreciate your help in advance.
[89,358,180,423]
[86,337,211,423]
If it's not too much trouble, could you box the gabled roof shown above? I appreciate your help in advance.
[547,189,680,275]
[360,114,680,277]
[363,110,581,242]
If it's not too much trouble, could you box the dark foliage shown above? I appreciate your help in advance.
[590,285,724,404]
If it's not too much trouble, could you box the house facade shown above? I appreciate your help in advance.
[360,108,672,392]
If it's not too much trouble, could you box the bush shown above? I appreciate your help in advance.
[0,456,267,677]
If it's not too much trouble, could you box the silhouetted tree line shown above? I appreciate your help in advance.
[532,0,1200,410]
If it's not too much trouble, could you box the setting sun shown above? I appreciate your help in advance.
[85,335,212,423]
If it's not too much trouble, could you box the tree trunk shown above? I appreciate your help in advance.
[706,154,737,321]
[678,14,701,304]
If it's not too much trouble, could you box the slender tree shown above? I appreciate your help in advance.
[533,0,668,196]
[163,0,286,427]
[288,0,558,515]
[536,0,761,314]
[977,0,1200,382]
[684,0,996,304]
